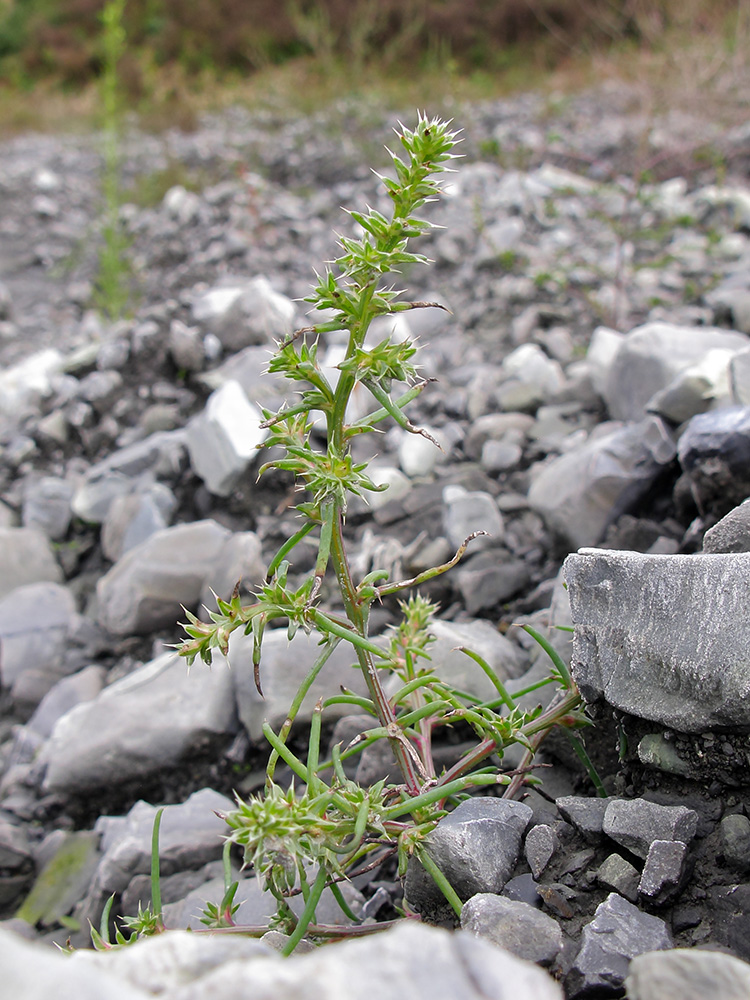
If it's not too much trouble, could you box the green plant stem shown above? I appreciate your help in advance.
[281,865,329,955]
[415,847,463,918]
[328,508,422,796]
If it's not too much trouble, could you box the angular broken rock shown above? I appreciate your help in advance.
[461,892,563,967]
[41,651,236,794]
[404,797,532,925]
[186,380,268,497]
[569,892,673,996]
[96,519,231,635]
[602,322,748,422]
[602,798,698,860]
[528,417,675,550]
[564,548,750,731]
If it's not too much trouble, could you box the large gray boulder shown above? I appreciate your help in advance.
[564,548,750,730]
[40,651,236,794]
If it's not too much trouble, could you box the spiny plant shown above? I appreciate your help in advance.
[173,114,591,952]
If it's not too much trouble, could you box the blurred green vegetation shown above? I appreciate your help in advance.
[0,0,746,132]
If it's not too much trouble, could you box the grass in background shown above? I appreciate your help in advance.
[0,0,747,137]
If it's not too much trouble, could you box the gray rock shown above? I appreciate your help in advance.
[427,618,529,702]
[525,824,558,879]
[602,322,748,422]
[461,892,563,967]
[454,551,530,614]
[229,626,370,741]
[96,519,231,635]
[602,799,698,860]
[199,530,264,607]
[0,527,63,599]
[564,548,750,730]
[404,797,532,924]
[41,651,236,794]
[480,438,523,473]
[721,813,750,871]
[442,484,504,550]
[94,789,233,894]
[186,380,268,497]
[168,319,205,372]
[638,840,687,904]
[703,498,750,552]
[0,926,148,1000]
[0,818,32,870]
[77,369,124,413]
[21,476,74,541]
[26,665,106,739]
[191,276,296,352]
[0,581,78,706]
[93,921,562,1000]
[101,483,177,561]
[626,947,750,1000]
[569,892,673,996]
[163,185,203,225]
[71,429,187,523]
[73,928,271,994]
[397,426,448,477]
[464,412,534,461]
[556,795,612,843]
[528,417,676,549]
[677,406,750,517]
[729,345,750,402]
[597,853,640,903]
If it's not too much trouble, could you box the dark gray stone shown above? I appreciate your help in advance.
[602,799,698,860]
[404,797,532,924]
[556,796,612,844]
[721,813,750,872]
[461,892,563,967]
[596,853,640,903]
[677,406,750,518]
[564,548,750,731]
[638,839,687,904]
[568,892,673,996]
[525,823,558,879]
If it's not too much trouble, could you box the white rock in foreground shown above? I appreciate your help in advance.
[186,380,268,497]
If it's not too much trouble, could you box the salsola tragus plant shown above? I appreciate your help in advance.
[176,115,590,951]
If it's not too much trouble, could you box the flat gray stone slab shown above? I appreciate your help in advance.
[564,548,750,731]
